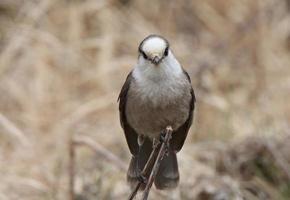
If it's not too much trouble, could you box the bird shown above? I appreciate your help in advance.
[118,34,195,190]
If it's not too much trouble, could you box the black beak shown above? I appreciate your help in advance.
[151,56,161,65]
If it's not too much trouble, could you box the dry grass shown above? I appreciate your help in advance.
[0,0,290,199]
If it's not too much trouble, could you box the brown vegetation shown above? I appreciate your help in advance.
[0,0,289,199]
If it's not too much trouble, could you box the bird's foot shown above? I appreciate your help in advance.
[160,130,171,156]
[153,138,160,149]
[137,173,147,184]
[159,130,167,143]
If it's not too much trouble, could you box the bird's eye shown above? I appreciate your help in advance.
[164,47,169,56]
[141,51,148,59]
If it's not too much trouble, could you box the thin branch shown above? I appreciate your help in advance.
[128,126,173,200]
[128,140,161,200]
[142,126,173,200]
[68,135,127,200]
[73,135,127,171]
[0,113,30,146]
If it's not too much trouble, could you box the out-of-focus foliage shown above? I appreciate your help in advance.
[0,0,289,199]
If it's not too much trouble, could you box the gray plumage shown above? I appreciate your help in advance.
[118,35,195,190]
[126,72,192,139]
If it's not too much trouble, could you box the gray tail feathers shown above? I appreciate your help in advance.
[127,138,152,190]
[127,138,179,190]
[154,150,179,190]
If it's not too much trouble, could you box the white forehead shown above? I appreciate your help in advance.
[142,37,167,54]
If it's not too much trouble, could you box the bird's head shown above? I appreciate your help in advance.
[138,35,169,66]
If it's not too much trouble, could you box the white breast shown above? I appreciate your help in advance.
[132,51,187,107]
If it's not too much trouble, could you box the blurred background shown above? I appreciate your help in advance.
[0,0,290,199]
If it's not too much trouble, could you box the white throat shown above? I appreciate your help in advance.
[133,50,182,82]
[132,51,185,107]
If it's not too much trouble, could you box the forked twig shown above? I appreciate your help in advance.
[128,140,161,200]
[128,126,173,200]
[142,126,173,200]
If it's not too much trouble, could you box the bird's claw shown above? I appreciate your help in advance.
[137,174,147,184]
[160,130,171,156]
[159,130,167,143]
[153,129,172,157]
[153,138,160,149]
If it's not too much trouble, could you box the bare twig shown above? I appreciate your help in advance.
[128,126,173,200]
[73,135,127,171]
[68,135,127,200]
[0,113,29,146]
[142,126,173,200]
[128,141,161,200]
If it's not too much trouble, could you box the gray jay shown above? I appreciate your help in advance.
[118,35,195,190]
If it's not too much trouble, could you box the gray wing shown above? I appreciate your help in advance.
[170,70,196,152]
[118,71,139,155]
